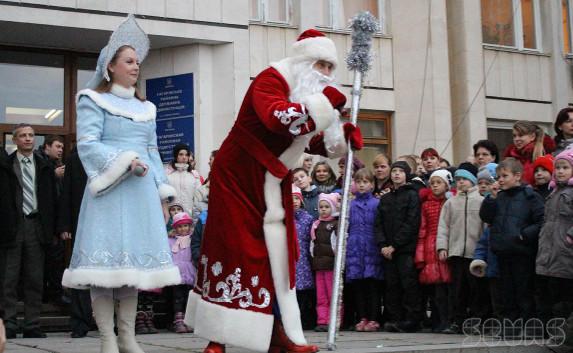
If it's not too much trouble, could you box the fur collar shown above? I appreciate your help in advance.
[76,89,156,122]
[110,83,136,98]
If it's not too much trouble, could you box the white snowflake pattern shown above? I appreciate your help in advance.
[211,261,223,276]
[251,276,259,287]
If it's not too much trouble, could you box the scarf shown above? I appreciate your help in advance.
[172,234,191,253]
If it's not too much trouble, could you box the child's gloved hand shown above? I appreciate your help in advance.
[469,259,487,278]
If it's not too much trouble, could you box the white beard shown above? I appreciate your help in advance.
[289,61,335,103]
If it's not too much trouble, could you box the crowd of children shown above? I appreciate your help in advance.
[140,118,573,338]
[289,119,573,338]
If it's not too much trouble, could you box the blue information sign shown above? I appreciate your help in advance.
[146,73,194,162]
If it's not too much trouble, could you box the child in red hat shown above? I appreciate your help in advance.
[532,154,554,200]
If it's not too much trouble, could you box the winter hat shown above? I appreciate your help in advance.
[318,192,340,217]
[477,163,498,184]
[454,162,478,185]
[532,154,554,175]
[172,212,192,228]
[550,149,573,188]
[429,169,453,189]
[292,185,304,205]
[421,147,440,160]
[292,29,338,68]
[168,200,184,211]
[172,143,191,160]
[390,161,411,176]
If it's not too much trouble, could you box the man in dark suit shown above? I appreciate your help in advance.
[57,146,93,338]
[0,124,57,339]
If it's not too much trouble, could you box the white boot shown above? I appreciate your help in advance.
[92,296,120,353]
[117,296,145,353]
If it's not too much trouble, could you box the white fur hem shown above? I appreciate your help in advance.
[61,265,181,290]
[88,150,139,197]
[301,93,334,133]
[184,290,274,352]
[158,183,177,201]
[77,89,156,122]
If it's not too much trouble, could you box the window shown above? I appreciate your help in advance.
[481,0,541,50]
[318,0,386,33]
[563,0,573,53]
[249,0,291,24]
[0,46,97,153]
[354,111,391,165]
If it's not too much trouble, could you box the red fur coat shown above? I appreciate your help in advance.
[184,65,346,352]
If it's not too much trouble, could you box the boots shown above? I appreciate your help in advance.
[269,319,319,353]
[204,341,226,353]
[92,296,120,353]
[145,311,158,334]
[135,312,148,335]
[173,312,187,334]
[116,296,145,353]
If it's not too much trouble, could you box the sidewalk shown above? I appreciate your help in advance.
[5,330,567,353]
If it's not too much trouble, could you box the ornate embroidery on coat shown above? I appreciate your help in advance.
[273,106,308,136]
[200,255,271,309]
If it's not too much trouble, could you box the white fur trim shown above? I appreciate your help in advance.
[158,183,177,201]
[110,83,136,98]
[88,150,139,197]
[184,290,274,352]
[300,93,334,133]
[469,259,487,278]
[270,57,298,93]
[77,89,156,122]
[62,265,181,290]
[260,135,314,346]
[324,121,349,159]
[292,36,338,68]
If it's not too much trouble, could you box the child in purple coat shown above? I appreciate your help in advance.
[169,212,196,333]
[346,168,383,331]
[293,185,317,330]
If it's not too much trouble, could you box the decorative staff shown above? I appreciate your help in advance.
[327,11,380,350]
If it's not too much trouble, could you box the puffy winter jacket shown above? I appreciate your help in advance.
[473,227,499,278]
[415,188,452,284]
[302,186,320,219]
[346,192,383,281]
[436,187,484,259]
[375,183,421,254]
[536,186,573,279]
[480,185,545,257]
[503,135,556,185]
[311,219,337,271]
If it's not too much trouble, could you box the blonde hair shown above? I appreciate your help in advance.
[513,121,545,161]
[353,168,374,182]
[95,45,145,102]
[372,153,391,167]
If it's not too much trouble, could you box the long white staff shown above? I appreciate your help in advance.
[327,11,379,351]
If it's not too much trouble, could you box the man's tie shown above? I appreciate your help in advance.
[21,157,35,215]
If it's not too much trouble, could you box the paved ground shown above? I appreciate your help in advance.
[5,330,569,353]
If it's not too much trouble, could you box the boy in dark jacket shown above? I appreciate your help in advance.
[479,158,545,335]
[375,161,422,332]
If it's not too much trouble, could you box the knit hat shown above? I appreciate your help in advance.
[292,185,304,205]
[292,29,338,68]
[429,169,453,189]
[318,192,340,217]
[168,200,184,211]
[454,162,478,185]
[550,149,573,188]
[172,212,192,228]
[477,163,498,184]
[421,147,440,160]
[532,154,555,175]
[390,161,412,176]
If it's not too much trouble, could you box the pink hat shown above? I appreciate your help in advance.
[172,212,192,228]
[550,149,573,188]
[292,185,304,204]
[318,193,340,217]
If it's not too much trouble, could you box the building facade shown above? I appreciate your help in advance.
[1,0,572,174]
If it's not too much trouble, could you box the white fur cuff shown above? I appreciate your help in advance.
[301,93,334,133]
[469,259,487,278]
[324,122,348,159]
[158,183,177,201]
[88,150,139,197]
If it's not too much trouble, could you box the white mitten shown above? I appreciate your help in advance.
[469,259,487,278]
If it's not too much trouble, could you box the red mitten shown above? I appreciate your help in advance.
[343,123,364,150]
[322,86,347,111]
